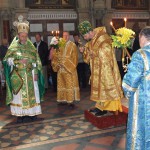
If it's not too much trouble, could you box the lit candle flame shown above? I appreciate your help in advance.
[124,18,127,27]
[110,21,116,32]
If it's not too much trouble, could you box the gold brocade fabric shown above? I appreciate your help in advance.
[83,27,123,111]
[52,41,80,103]
[95,99,122,112]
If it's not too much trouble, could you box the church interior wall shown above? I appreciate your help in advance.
[0,0,149,45]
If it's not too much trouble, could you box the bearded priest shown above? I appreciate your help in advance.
[3,15,45,123]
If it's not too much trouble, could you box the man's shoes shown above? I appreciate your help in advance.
[89,108,100,113]
[16,116,40,123]
[22,116,32,123]
[68,103,75,108]
[57,102,67,106]
[95,110,107,117]
[16,117,23,123]
[30,116,37,121]
[89,108,107,116]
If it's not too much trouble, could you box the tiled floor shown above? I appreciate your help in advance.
[0,86,126,150]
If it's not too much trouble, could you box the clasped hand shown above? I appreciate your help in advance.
[79,46,84,53]
[89,51,95,59]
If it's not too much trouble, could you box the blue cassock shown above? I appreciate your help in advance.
[122,44,150,150]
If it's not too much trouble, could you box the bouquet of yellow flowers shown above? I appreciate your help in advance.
[50,37,66,49]
[111,27,135,49]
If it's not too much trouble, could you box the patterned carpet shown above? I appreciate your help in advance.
[0,86,126,150]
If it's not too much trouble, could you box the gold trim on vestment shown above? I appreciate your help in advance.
[11,112,42,117]
[10,103,41,108]
[57,100,80,103]
[122,82,137,92]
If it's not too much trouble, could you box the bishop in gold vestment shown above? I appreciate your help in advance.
[78,21,123,115]
[51,32,80,104]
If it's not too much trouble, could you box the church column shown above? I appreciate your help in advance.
[0,0,11,43]
[3,17,10,40]
[14,0,29,21]
[88,0,95,26]
[77,0,90,24]
[10,0,29,42]
[103,0,114,34]
[18,0,25,8]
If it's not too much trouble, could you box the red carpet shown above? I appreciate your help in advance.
[84,110,127,129]
[122,105,128,114]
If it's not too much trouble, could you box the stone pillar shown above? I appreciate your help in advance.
[14,0,28,21]
[0,0,10,44]
[3,20,10,39]
[103,0,114,34]
[18,0,25,8]
[88,0,95,27]
[103,11,114,34]
[77,0,90,24]
[0,0,9,8]
[1,9,11,43]
[105,0,112,9]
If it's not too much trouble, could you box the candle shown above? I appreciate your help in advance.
[51,31,54,36]
[124,18,127,27]
[56,31,57,37]
[58,31,59,37]
[110,21,116,32]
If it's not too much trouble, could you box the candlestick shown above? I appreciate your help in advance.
[110,21,116,32]
[124,18,127,27]
[56,31,57,37]
[51,31,54,36]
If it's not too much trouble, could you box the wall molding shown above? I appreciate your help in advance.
[112,11,149,19]
[27,10,77,20]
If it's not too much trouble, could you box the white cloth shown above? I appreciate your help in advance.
[10,69,42,116]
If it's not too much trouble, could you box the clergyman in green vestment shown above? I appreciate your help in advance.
[3,15,45,123]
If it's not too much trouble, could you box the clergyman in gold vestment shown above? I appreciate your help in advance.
[78,21,123,116]
[51,31,80,106]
